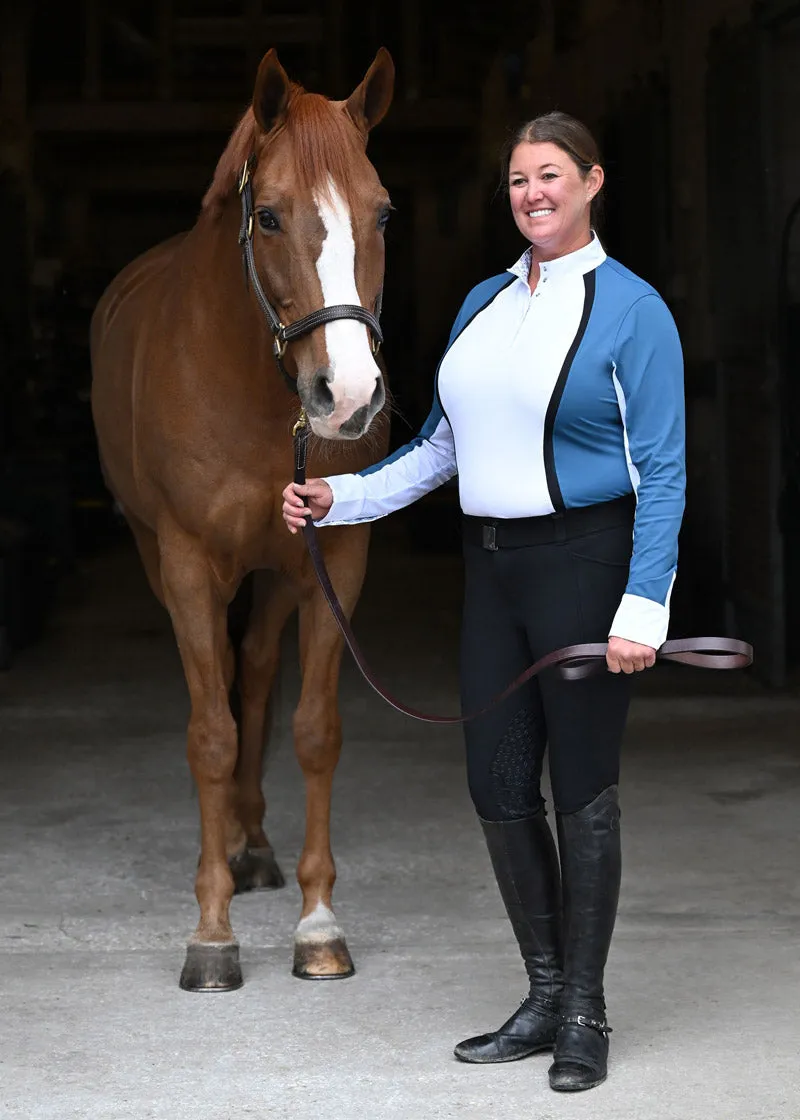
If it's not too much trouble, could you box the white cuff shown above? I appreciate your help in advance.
[314,473,379,527]
[609,593,670,650]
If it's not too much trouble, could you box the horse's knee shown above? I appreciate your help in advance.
[293,706,342,775]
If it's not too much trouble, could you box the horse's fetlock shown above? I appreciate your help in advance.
[297,853,335,895]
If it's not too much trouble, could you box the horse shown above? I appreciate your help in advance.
[90,47,395,992]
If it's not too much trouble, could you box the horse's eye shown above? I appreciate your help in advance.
[257,209,280,233]
[377,206,391,230]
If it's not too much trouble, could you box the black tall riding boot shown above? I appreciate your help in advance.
[454,807,563,1063]
[548,784,621,1092]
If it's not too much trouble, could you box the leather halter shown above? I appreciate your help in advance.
[292,421,754,724]
[237,156,383,394]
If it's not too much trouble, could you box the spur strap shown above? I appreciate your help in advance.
[293,424,753,725]
[560,1015,612,1037]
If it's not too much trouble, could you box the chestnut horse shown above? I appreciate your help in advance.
[90,48,394,991]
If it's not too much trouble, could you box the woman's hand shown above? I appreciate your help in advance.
[606,636,656,674]
[282,478,334,533]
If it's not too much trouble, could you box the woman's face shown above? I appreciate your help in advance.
[508,141,603,257]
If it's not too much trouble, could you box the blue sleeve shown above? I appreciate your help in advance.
[609,293,686,648]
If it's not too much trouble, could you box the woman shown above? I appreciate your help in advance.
[282,113,685,1093]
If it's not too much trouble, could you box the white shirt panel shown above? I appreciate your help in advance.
[437,267,589,518]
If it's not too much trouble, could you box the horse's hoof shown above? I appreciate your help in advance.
[292,938,355,980]
[179,941,243,992]
[230,846,286,893]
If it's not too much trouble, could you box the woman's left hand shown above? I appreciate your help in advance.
[606,636,656,674]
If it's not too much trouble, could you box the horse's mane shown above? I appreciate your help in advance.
[202,85,361,216]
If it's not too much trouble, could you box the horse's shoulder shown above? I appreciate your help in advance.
[93,233,189,334]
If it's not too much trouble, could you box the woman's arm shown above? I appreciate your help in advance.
[608,292,686,651]
[316,403,456,526]
[282,398,457,530]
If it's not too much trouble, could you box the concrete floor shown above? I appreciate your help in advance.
[1,522,799,1120]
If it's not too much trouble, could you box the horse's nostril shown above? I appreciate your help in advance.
[371,374,385,413]
[339,405,369,438]
[310,369,334,416]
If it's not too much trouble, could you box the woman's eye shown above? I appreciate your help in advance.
[541,173,557,181]
[510,179,525,188]
[257,209,280,232]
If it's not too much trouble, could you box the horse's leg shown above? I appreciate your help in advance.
[229,569,299,893]
[291,529,370,980]
[158,526,244,992]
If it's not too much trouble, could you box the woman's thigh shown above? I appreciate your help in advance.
[514,525,633,813]
[460,544,547,821]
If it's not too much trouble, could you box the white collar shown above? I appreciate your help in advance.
[507,232,607,285]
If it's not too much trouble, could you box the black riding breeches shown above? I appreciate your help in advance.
[460,499,634,818]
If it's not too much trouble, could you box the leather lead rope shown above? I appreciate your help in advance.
[292,419,754,725]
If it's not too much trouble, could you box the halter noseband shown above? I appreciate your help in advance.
[237,156,384,394]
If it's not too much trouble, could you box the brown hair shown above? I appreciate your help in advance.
[501,111,604,224]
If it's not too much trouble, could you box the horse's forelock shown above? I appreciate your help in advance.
[284,92,361,204]
[202,88,363,217]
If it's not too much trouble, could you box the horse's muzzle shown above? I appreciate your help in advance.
[306,371,384,440]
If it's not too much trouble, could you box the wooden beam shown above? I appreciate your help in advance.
[31,98,475,134]
[172,15,324,47]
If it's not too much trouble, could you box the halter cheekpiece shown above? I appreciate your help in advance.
[237,156,384,393]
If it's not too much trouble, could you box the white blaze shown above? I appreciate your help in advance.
[313,177,381,426]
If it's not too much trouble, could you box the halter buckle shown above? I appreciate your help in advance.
[292,408,308,437]
[273,333,288,361]
[371,335,381,356]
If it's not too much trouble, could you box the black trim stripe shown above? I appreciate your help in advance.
[543,270,596,513]
[434,275,516,426]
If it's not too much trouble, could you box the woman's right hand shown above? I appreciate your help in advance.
[282,478,334,533]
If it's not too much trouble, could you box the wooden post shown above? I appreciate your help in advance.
[244,0,261,86]
[83,0,102,101]
[0,3,33,434]
[402,0,421,100]
[156,0,174,100]
[324,0,344,97]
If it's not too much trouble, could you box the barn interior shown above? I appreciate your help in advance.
[1,2,799,1118]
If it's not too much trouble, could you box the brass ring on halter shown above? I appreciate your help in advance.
[246,214,254,239]
[273,334,288,360]
[238,161,250,194]
[371,336,381,356]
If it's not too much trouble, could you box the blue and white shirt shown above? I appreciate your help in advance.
[319,236,685,649]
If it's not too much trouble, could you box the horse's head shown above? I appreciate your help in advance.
[217,49,395,441]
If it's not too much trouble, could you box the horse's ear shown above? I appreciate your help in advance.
[252,49,291,133]
[345,48,395,136]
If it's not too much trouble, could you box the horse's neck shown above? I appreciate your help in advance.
[184,203,274,370]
